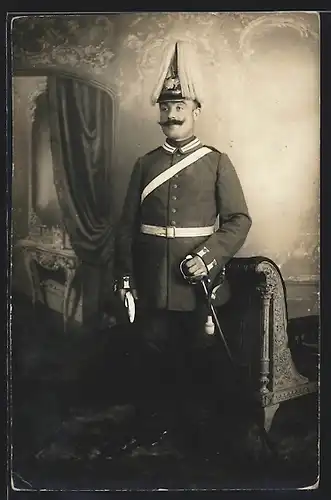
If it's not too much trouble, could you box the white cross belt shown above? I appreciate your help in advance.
[140,224,215,239]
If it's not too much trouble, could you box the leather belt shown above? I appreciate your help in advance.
[140,224,215,238]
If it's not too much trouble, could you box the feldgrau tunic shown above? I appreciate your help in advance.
[115,137,252,311]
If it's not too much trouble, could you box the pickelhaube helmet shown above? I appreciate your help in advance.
[151,40,204,107]
[158,43,183,103]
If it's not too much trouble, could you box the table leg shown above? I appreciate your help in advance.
[63,267,76,332]
[23,251,38,307]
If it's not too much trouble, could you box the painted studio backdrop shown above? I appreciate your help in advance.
[11,12,320,325]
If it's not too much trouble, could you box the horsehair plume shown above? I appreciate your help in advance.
[177,41,204,106]
[177,41,191,98]
[150,41,177,105]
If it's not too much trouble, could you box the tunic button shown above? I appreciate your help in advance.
[173,184,178,189]
[170,220,176,226]
[171,208,177,213]
[172,196,177,201]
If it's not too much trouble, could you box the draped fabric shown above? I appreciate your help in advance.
[47,75,114,266]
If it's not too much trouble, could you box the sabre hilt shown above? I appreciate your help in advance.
[179,254,205,285]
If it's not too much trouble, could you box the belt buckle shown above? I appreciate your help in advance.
[166,226,176,238]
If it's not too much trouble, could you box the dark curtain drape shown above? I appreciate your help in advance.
[47,75,115,326]
[47,75,114,266]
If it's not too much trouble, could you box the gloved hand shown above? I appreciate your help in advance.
[180,254,208,281]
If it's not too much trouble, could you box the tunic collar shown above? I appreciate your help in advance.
[162,136,202,155]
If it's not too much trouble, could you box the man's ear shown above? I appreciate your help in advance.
[193,106,201,120]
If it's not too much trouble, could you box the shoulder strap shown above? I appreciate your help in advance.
[141,146,212,205]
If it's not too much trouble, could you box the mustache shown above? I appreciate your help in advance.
[158,119,185,126]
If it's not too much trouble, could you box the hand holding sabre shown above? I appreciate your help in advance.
[179,254,208,283]
[180,254,234,364]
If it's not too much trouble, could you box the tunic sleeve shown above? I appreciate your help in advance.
[192,152,252,281]
[114,158,143,286]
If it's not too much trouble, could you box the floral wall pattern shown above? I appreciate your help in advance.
[12,12,320,289]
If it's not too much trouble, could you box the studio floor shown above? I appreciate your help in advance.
[10,294,319,491]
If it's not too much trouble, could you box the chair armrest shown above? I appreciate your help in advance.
[226,257,286,300]
[224,256,313,406]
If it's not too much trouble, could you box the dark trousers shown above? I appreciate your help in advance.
[126,306,238,422]
[133,309,201,399]
[82,294,253,416]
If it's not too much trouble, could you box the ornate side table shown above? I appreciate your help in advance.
[16,239,80,332]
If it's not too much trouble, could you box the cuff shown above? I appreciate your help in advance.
[114,275,135,292]
[194,245,218,273]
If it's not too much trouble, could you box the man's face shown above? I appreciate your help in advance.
[158,99,201,141]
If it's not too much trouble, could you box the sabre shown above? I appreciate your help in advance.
[200,278,235,367]
[180,254,234,366]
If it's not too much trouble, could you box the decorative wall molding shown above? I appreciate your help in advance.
[14,45,116,75]
[12,16,116,74]
[238,13,319,59]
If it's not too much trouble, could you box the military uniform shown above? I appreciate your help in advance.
[112,42,252,449]
[115,136,252,311]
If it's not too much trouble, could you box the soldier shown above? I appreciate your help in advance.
[113,40,252,451]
